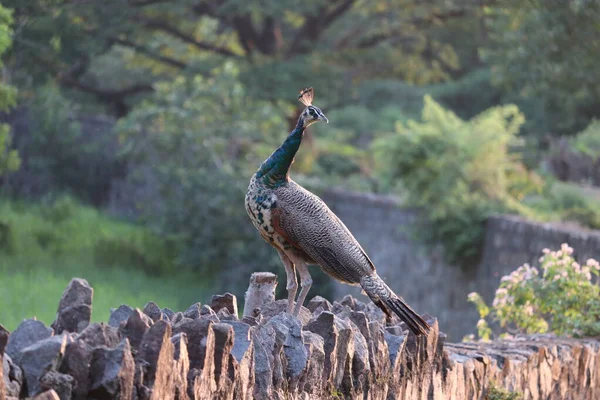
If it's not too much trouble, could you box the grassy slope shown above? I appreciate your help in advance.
[0,197,209,331]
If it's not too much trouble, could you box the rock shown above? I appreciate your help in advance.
[51,278,93,334]
[267,313,307,392]
[221,322,254,400]
[183,303,202,320]
[299,331,325,397]
[59,340,92,400]
[137,320,173,388]
[211,323,235,398]
[119,309,151,350]
[143,302,164,323]
[3,353,22,398]
[306,296,332,313]
[0,324,8,400]
[89,339,135,400]
[251,323,277,399]
[171,333,190,400]
[161,308,174,321]
[108,305,134,328]
[199,306,219,323]
[172,319,213,371]
[78,323,121,349]
[211,293,238,316]
[171,312,184,325]
[260,300,312,326]
[40,370,74,400]
[304,311,354,391]
[32,389,61,400]
[217,307,238,322]
[20,334,69,397]
[6,319,53,365]
[243,272,277,319]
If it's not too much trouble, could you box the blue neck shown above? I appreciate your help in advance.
[256,118,305,187]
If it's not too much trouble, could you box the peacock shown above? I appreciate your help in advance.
[245,87,430,336]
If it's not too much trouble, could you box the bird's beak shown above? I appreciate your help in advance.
[320,115,329,124]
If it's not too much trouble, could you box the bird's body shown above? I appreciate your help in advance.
[245,88,430,336]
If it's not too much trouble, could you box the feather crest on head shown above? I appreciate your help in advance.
[298,87,314,106]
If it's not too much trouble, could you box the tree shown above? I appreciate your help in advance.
[0,5,19,177]
[5,0,489,117]
[482,0,600,135]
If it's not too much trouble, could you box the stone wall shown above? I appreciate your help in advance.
[2,276,600,400]
[321,189,600,341]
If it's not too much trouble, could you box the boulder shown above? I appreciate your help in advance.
[51,278,93,334]
[88,339,135,400]
[6,319,53,365]
[20,334,69,397]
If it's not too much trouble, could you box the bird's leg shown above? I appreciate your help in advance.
[292,262,312,316]
[277,249,297,313]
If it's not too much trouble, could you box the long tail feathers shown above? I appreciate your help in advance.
[361,274,431,336]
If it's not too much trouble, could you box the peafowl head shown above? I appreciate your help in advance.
[298,87,328,128]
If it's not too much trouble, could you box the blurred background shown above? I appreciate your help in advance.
[0,0,599,332]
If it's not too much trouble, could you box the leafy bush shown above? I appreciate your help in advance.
[546,120,600,186]
[468,244,600,340]
[374,96,540,265]
[569,120,600,160]
[524,181,600,230]
[0,5,19,177]
[7,84,122,205]
[116,64,286,280]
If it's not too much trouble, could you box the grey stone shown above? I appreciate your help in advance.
[251,323,277,399]
[183,302,202,319]
[89,339,134,400]
[20,334,69,397]
[59,340,92,400]
[306,296,332,313]
[3,353,22,398]
[171,333,189,400]
[211,323,234,396]
[52,278,93,334]
[299,331,325,396]
[119,309,151,350]
[40,370,74,400]
[304,311,354,389]
[31,389,61,400]
[223,322,252,364]
[78,322,121,349]
[143,301,164,322]
[172,319,213,371]
[108,305,134,328]
[137,319,172,386]
[261,300,312,326]
[199,304,214,317]
[217,307,238,322]
[0,324,8,400]
[211,293,238,316]
[268,313,307,389]
[161,307,174,321]
[6,319,53,365]
[171,312,184,324]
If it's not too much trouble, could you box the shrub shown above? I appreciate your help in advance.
[547,120,600,186]
[374,96,540,265]
[468,244,600,340]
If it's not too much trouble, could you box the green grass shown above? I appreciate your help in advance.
[0,196,210,331]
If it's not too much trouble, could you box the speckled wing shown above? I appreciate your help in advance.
[273,182,376,284]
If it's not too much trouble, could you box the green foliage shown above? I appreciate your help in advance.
[117,64,284,275]
[374,96,539,265]
[0,4,19,177]
[469,244,600,339]
[0,195,208,330]
[14,84,122,204]
[524,181,600,230]
[483,0,600,135]
[569,120,600,160]
[485,384,522,400]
